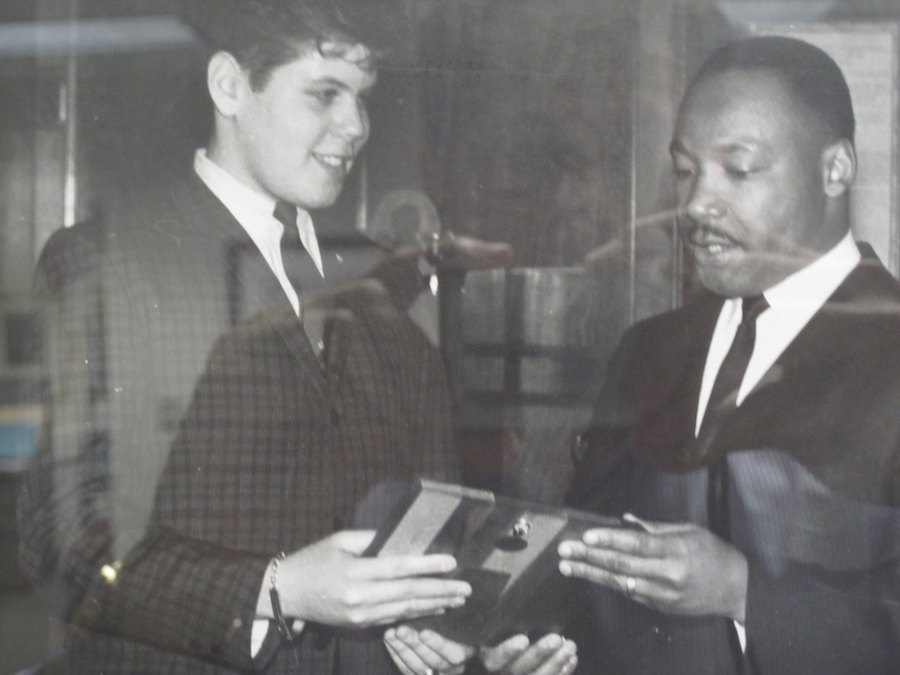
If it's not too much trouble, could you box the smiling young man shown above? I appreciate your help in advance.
[557,36,900,675]
[19,1,476,673]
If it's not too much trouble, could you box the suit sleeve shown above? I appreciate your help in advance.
[743,554,900,673]
[741,445,900,674]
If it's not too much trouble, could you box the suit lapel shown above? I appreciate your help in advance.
[166,174,330,390]
[705,260,897,455]
[630,296,722,471]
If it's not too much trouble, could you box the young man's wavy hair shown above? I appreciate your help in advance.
[183,0,406,90]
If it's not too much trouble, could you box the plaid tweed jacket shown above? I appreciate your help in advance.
[20,173,458,673]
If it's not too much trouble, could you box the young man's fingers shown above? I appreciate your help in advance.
[384,630,425,675]
[356,552,460,580]
[387,625,467,671]
[480,634,531,671]
[349,576,471,608]
[415,628,474,667]
[359,595,465,626]
[504,634,575,675]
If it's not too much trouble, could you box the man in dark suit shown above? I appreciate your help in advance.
[555,36,900,675]
[18,1,492,672]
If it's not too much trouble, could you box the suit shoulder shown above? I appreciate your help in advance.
[830,260,900,328]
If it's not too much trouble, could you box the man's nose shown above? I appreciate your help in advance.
[683,174,726,221]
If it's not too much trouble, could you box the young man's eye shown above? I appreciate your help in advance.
[309,88,340,104]
[673,166,695,180]
[725,166,752,179]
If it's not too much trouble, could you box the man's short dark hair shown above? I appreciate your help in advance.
[689,35,855,142]
[184,0,406,90]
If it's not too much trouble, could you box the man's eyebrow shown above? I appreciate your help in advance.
[719,141,757,153]
[309,76,377,94]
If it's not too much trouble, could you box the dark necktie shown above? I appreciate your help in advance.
[701,295,769,438]
[704,296,767,673]
[273,200,303,294]
[701,295,768,538]
[273,200,324,354]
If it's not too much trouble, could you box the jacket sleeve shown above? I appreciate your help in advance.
[744,554,900,674]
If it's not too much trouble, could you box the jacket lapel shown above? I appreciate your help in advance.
[704,259,897,456]
[629,296,722,471]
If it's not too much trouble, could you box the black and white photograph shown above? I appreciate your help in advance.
[0,1,898,673]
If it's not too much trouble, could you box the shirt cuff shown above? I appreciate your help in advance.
[251,559,306,657]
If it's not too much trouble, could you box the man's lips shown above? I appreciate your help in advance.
[683,226,741,258]
[312,153,354,172]
[689,237,737,255]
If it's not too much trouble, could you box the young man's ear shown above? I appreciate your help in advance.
[207,51,247,118]
[822,138,857,197]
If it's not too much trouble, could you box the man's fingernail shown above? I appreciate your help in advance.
[559,561,572,576]
[558,542,572,557]
[584,531,600,545]
[545,634,563,649]
[451,596,466,607]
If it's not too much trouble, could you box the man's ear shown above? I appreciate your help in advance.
[822,138,857,197]
[207,51,247,118]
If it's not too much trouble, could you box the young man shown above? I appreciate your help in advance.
[560,36,900,675]
[20,1,476,672]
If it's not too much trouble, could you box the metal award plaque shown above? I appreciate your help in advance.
[367,480,621,646]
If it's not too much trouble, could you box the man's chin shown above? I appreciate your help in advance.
[695,267,783,298]
[291,184,346,212]
[693,259,754,297]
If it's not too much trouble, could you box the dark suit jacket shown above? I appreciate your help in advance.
[20,173,456,673]
[568,256,900,675]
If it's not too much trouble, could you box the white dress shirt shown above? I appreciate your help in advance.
[194,149,318,655]
[193,149,324,317]
[695,231,861,434]
[693,230,860,649]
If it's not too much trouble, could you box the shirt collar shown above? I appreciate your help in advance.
[762,231,860,310]
[193,149,323,277]
[194,148,277,222]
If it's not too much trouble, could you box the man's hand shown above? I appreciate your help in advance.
[262,530,471,628]
[481,634,578,675]
[384,625,473,675]
[558,516,748,621]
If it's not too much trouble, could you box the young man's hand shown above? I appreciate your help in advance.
[257,530,471,628]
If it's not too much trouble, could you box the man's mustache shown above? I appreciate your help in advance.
[677,216,737,245]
